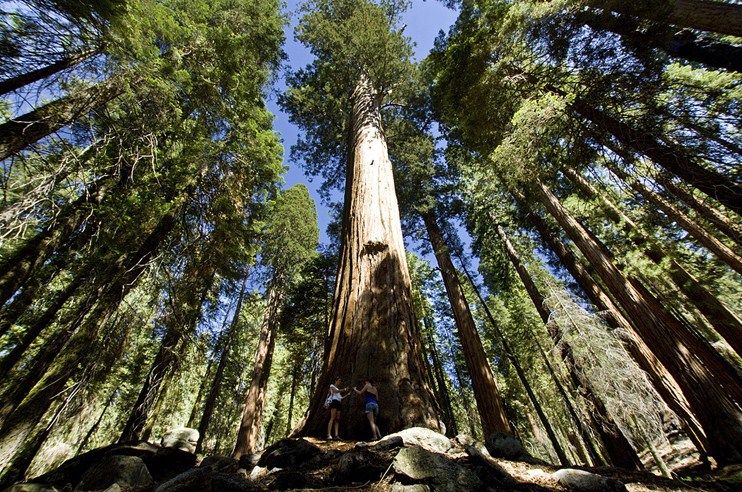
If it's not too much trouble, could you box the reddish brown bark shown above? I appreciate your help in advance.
[295,77,439,439]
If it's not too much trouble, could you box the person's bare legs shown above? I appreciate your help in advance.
[333,411,341,437]
[367,412,381,440]
[327,408,337,438]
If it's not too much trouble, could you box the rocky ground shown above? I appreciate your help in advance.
[4,427,740,491]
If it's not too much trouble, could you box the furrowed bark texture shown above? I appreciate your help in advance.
[535,180,742,465]
[422,211,511,435]
[297,78,439,439]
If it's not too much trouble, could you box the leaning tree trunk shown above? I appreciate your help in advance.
[518,196,710,458]
[421,211,511,435]
[491,225,642,469]
[119,265,216,442]
[233,285,282,459]
[588,0,742,38]
[0,70,131,161]
[423,323,457,437]
[296,77,439,440]
[562,95,742,215]
[0,208,177,469]
[0,49,99,96]
[563,166,742,356]
[534,180,742,465]
[600,158,742,275]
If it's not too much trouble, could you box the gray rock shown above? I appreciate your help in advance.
[154,467,211,492]
[143,446,197,483]
[392,445,482,492]
[485,432,526,460]
[160,427,199,454]
[75,455,152,491]
[553,468,627,492]
[370,435,404,452]
[385,427,452,454]
[211,473,260,491]
[452,434,475,448]
[3,485,60,492]
[200,455,240,474]
[466,444,518,483]
[390,485,431,492]
[256,438,321,470]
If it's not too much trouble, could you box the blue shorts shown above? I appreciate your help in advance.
[330,399,342,410]
[365,402,379,416]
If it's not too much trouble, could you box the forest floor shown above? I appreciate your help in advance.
[250,436,739,492]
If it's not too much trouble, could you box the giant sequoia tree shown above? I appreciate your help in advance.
[281,0,440,439]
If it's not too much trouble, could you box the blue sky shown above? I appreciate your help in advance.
[267,0,459,245]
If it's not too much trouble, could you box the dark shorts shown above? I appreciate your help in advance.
[330,399,342,410]
[365,402,379,416]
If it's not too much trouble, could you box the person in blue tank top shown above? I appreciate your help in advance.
[353,378,381,440]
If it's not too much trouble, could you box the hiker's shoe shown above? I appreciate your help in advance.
[326,435,333,440]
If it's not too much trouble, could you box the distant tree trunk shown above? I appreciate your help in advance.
[588,0,742,37]
[120,265,216,442]
[535,180,742,465]
[233,285,281,458]
[565,97,742,215]
[285,363,301,437]
[421,210,511,435]
[519,196,710,459]
[488,226,640,469]
[77,389,117,455]
[0,49,99,96]
[654,171,742,248]
[0,71,131,161]
[195,273,248,454]
[0,209,177,467]
[563,166,742,355]
[295,77,439,439]
[599,159,742,275]
[422,324,457,437]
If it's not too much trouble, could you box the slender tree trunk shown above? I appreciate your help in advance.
[423,324,457,437]
[599,159,742,275]
[296,77,439,439]
[421,211,511,435]
[563,166,742,355]
[534,180,742,465]
[196,273,249,454]
[518,196,711,459]
[286,363,300,437]
[77,389,117,455]
[654,171,742,248]
[565,97,742,215]
[0,71,131,161]
[233,285,282,458]
[0,49,99,96]
[489,226,641,469]
[119,267,215,442]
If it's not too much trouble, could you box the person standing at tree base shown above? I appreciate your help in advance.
[354,378,381,441]
[327,377,349,440]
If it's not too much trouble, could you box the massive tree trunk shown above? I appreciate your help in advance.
[518,196,710,458]
[296,77,439,439]
[0,49,99,96]
[233,285,281,458]
[421,211,511,435]
[563,166,742,355]
[534,180,742,465]
[0,71,131,161]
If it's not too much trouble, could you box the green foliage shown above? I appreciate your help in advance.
[281,0,414,193]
